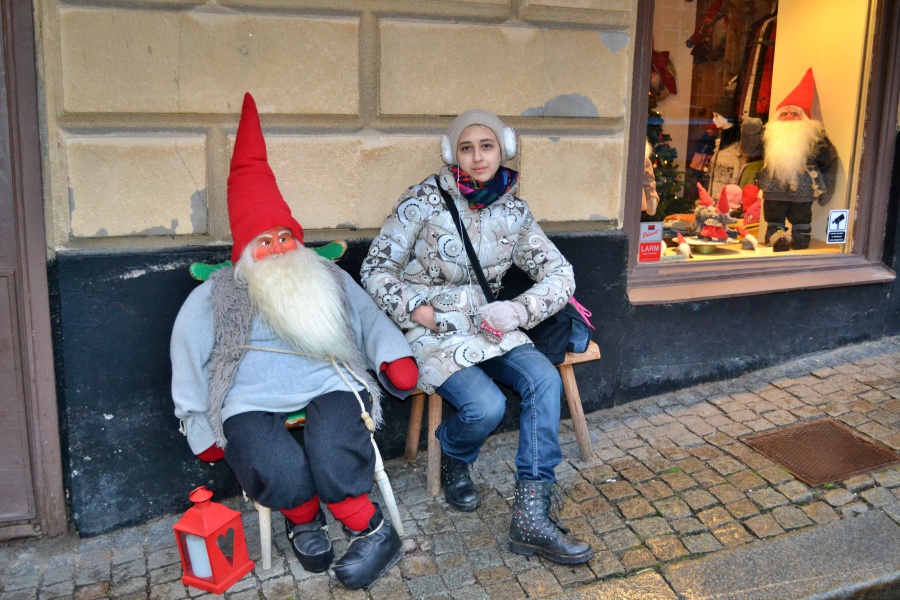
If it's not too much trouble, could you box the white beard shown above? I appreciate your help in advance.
[763,117,823,189]
[236,245,358,363]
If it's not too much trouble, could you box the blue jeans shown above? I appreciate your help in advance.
[435,344,563,482]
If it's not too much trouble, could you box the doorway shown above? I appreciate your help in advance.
[0,0,66,539]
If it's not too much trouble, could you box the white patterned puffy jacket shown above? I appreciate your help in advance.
[360,166,575,394]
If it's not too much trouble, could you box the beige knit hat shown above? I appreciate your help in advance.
[441,109,516,164]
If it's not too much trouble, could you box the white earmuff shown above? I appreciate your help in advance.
[441,135,454,164]
[502,127,517,160]
[442,125,516,163]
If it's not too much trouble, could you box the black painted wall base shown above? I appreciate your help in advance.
[48,228,899,536]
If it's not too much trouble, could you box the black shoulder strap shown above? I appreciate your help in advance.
[435,178,496,303]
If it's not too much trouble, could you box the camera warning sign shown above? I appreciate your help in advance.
[827,210,849,244]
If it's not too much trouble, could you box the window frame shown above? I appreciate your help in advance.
[624,0,899,305]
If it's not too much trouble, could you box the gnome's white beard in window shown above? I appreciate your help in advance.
[237,244,357,362]
[762,117,824,190]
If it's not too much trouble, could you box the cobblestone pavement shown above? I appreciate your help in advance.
[2,336,900,599]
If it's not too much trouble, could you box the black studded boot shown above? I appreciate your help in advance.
[285,509,333,573]
[333,504,404,589]
[441,453,480,512]
[508,480,594,564]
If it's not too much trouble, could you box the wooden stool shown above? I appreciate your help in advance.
[405,341,601,497]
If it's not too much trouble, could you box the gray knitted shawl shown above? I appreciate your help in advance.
[205,264,383,447]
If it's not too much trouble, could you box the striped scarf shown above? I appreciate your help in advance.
[451,165,519,209]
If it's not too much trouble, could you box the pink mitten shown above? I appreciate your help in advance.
[478,301,528,332]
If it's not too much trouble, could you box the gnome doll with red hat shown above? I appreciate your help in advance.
[698,186,738,241]
[737,226,758,251]
[749,68,839,249]
[690,183,719,240]
[741,184,762,231]
[171,93,417,590]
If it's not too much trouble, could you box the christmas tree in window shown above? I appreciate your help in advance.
[645,99,688,221]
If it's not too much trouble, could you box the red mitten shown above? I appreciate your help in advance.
[381,357,418,391]
[197,444,224,463]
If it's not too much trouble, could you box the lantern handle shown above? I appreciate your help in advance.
[189,486,214,505]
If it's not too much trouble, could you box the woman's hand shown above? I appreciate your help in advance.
[411,305,438,331]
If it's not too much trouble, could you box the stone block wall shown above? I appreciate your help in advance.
[36,1,636,255]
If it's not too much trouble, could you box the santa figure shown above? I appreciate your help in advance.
[170,93,418,589]
[753,68,839,249]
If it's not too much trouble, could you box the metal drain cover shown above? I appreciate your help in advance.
[740,417,900,486]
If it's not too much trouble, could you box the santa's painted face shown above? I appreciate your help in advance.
[237,240,357,362]
[250,226,298,260]
[776,105,806,122]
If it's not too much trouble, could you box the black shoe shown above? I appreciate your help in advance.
[285,510,333,573]
[333,504,404,589]
[441,453,480,512]
[791,225,811,250]
[508,480,594,564]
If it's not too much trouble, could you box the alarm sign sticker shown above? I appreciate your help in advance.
[827,210,849,244]
[638,222,663,262]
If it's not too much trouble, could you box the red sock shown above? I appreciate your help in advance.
[327,495,376,531]
[279,495,320,525]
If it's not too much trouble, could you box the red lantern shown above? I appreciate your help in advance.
[172,486,255,594]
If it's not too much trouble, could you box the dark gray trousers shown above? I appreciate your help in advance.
[764,200,813,248]
[223,390,375,509]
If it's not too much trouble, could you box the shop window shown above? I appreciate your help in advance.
[625,0,898,304]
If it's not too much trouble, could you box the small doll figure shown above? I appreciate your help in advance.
[690,183,718,238]
[737,226,758,250]
[722,184,742,218]
[676,233,693,258]
[741,184,762,229]
[699,187,738,241]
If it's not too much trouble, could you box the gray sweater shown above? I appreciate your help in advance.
[171,268,414,455]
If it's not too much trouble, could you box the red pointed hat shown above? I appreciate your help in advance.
[742,184,760,211]
[717,188,731,213]
[697,182,714,207]
[777,68,815,118]
[227,93,304,263]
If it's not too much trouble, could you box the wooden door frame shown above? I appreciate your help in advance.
[2,0,66,538]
